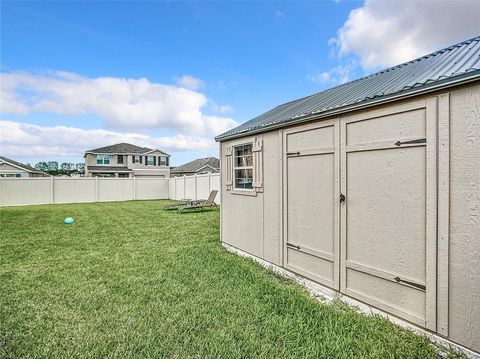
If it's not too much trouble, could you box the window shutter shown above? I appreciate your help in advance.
[166,157,169,166]
[145,156,148,165]
[252,138,263,192]
[225,145,233,191]
[139,156,142,164]
[153,156,157,166]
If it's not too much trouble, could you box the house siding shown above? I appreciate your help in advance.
[0,163,29,177]
[85,151,170,177]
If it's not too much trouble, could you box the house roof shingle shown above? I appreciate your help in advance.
[0,156,48,175]
[216,36,480,141]
[171,157,219,174]
[85,143,169,155]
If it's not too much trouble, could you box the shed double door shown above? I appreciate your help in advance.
[284,100,437,330]
[283,120,340,289]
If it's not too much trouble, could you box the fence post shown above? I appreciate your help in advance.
[50,176,54,204]
[208,173,211,193]
[133,177,136,200]
[194,174,198,200]
[184,175,186,200]
[95,177,99,202]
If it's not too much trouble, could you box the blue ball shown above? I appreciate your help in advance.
[64,217,74,224]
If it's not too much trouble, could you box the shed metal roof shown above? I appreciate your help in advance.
[216,36,480,141]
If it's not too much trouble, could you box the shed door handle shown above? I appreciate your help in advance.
[394,277,426,291]
[394,138,426,146]
[286,151,300,156]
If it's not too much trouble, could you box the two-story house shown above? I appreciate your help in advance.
[84,143,171,178]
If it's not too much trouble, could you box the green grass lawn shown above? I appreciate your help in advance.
[0,200,457,358]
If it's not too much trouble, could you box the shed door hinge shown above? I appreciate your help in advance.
[286,151,300,156]
[286,243,300,250]
[394,138,426,146]
[394,276,426,291]
[340,193,346,203]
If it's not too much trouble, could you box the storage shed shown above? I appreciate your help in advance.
[216,36,480,354]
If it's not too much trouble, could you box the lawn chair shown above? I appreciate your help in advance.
[177,190,218,214]
[163,199,192,211]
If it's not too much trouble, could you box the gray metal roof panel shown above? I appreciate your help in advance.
[217,36,480,141]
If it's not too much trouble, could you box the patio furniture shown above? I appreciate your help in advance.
[177,190,218,214]
[163,199,192,210]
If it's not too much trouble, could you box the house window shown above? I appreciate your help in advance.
[1,173,21,177]
[147,155,155,166]
[233,144,253,190]
[117,155,124,164]
[96,155,110,165]
[159,156,168,166]
[133,155,141,164]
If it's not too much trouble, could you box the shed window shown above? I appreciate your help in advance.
[96,155,110,165]
[233,144,253,190]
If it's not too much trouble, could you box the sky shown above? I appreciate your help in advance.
[1,1,479,166]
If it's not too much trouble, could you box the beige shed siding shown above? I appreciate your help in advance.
[448,84,480,351]
[221,135,265,258]
[220,81,480,353]
[262,132,282,265]
[220,131,282,263]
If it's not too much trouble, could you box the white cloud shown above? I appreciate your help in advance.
[307,61,357,86]
[0,120,215,158]
[332,0,480,69]
[207,100,234,114]
[1,71,237,136]
[174,75,204,90]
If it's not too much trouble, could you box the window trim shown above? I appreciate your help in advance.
[159,156,167,166]
[146,155,155,166]
[132,155,141,164]
[233,143,254,191]
[96,154,111,165]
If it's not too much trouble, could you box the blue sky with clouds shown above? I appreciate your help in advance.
[1,1,478,166]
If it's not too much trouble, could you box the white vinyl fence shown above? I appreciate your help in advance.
[168,173,220,202]
[0,173,220,207]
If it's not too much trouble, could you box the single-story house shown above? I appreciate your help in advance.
[170,157,219,177]
[0,156,49,177]
[215,36,480,354]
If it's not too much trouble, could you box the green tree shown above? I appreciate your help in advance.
[47,161,58,171]
[35,162,49,171]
